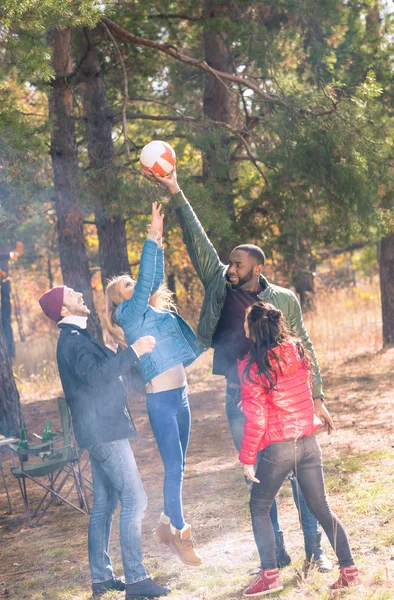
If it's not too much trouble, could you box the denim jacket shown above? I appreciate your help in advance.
[114,239,202,383]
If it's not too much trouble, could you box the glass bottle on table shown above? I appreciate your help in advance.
[41,419,52,453]
[18,428,29,462]
[42,419,51,443]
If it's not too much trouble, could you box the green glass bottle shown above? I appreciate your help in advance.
[18,428,29,462]
[42,419,51,444]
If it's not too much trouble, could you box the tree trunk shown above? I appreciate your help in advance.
[0,251,15,357]
[1,279,15,357]
[47,255,54,289]
[379,233,394,345]
[48,28,102,343]
[79,36,130,289]
[293,268,315,312]
[0,320,23,436]
[166,272,177,304]
[202,0,235,260]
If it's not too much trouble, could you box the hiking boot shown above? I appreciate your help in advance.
[154,513,172,546]
[243,568,283,597]
[329,565,360,589]
[169,523,202,566]
[125,577,171,598]
[92,576,125,597]
[304,532,333,572]
[275,533,291,568]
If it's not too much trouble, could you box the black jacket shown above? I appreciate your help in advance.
[56,323,139,449]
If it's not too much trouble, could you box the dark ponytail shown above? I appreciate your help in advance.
[243,301,311,391]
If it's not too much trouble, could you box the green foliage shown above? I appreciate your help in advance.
[0,89,49,232]
[1,1,103,81]
[352,245,379,279]
[1,0,394,289]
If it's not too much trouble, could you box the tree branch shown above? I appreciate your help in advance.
[101,21,131,160]
[148,13,202,22]
[100,17,286,107]
[121,112,198,123]
[111,111,269,181]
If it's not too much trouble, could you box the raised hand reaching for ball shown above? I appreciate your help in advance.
[143,165,180,197]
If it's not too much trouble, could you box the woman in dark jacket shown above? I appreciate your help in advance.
[238,301,359,597]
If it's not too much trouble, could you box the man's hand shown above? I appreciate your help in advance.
[314,398,335,435]
[131,336,156,357]
[142,166,180,196]
[243,464,260,483]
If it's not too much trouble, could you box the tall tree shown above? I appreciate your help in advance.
[48,27,102,342]
[79,30,130,288]
[0,319,22,436]
[0,249,15,357]
[379,233,394,345]
[202,0,235,259]
[364,2,394,345]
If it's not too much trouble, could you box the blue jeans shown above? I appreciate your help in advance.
[226,382,319,537]
[250,436,353,569]
[88,439,148,584]
[146,386,190,530]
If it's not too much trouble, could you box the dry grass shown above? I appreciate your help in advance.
[1,279,393,600]
[304,278,382,368]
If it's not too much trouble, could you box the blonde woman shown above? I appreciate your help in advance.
[105,202,202,567]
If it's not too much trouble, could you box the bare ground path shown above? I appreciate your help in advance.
[1,348,394,600]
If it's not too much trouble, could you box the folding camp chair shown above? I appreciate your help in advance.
[56,398,93,507]
[9,398,89,527]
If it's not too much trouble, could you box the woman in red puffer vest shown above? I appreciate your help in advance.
[238,302,359,597]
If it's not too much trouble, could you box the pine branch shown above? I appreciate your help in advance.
[100,17,287,107]
[148,13,202,22]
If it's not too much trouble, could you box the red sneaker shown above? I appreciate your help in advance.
[243,568,283,597]
[329,565,360,589]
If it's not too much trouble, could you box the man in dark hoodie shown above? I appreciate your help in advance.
[39,285,171,600]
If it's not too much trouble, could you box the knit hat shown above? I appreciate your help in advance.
[39,286,65,322]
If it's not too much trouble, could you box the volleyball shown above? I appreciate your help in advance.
[140,141,176,177]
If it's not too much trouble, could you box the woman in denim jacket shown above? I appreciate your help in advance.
[105,202,202,567]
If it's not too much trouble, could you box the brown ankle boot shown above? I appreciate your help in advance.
[169,523,202,566]
[153,513,172,546]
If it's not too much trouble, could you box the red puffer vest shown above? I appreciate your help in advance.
[238,340,322,465]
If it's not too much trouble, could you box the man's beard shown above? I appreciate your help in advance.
[226,267,255,289]
[74,304,90,317]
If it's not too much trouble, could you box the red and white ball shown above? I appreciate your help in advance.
[140,140,176,177]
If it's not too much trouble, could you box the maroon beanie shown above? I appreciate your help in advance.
[39,286,65,322]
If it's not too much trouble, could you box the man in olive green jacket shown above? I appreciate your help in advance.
[145,168,334,571]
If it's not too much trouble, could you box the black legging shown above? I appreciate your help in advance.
[249,435,354,569]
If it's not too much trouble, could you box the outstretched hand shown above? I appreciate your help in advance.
[149,201,164,241]
[142,166,180,197]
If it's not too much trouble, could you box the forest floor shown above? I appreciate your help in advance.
[1,344,394,600]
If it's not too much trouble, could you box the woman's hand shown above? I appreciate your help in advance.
[147,201,164,241]
[313,398,335,435]
[142,166,180,197]
[243,464,260,483]
[131,335,156,357]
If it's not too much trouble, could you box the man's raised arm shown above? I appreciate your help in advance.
[144,168,224,288]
